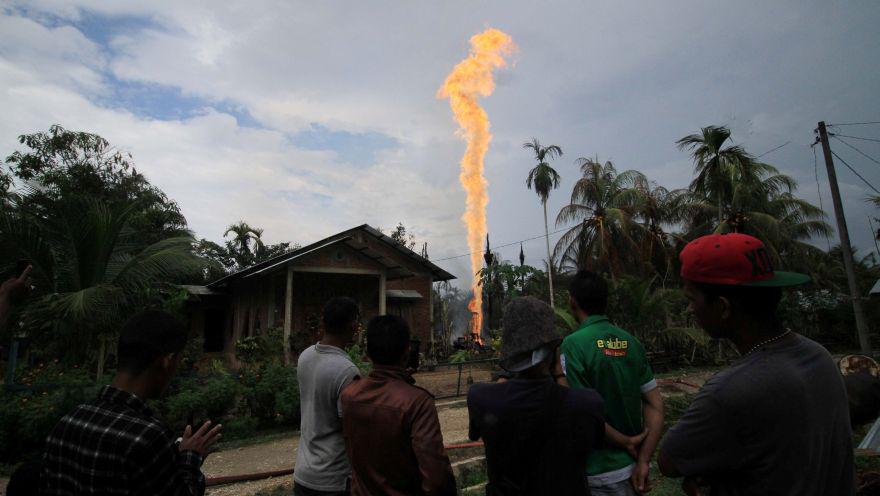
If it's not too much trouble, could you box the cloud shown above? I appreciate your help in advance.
[2,0,880,290]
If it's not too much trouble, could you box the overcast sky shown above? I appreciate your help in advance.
[2,1,880,287]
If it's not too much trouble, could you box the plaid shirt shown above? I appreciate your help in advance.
[41,386,205,495]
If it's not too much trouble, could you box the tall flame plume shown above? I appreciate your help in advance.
[438,28,516,340]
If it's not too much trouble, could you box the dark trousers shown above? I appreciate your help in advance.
[293,481,350,496]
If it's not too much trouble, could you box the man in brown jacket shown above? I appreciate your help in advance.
[340,315,456,496]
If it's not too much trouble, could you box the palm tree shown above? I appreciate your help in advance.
[681,160,830,267]
[628,175,688,281]
[555,158,641,277]
[224,221,265,268]
[677,126,755,225]
[0,197,204,377]
[524,138,563,307]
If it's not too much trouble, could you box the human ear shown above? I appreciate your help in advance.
[718,296,732,320]
[162,353,179,373]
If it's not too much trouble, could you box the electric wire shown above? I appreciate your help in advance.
[832,136,880,168]
[756,141,790,158]
[829,149,880,195]
[831,133,880,144]
[828,121,880,127]
[434,227,569,261]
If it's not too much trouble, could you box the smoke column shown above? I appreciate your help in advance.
[438,28,516,338]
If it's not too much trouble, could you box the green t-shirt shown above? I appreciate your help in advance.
[561,315,656,479]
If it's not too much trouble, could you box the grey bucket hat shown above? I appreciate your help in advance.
[499,296,562,372]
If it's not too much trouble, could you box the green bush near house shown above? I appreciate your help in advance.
[223,416,259,440]
[157,372,242,432]
[240,363,300,427]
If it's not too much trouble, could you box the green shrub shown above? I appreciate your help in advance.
[0,384,99,464]
[0,360,102,463]
[241,363,299,427]
[235,327,286,368]
[274,371,300,425]
[223,416,258,440]
[345,343,371,375]
[160,373,241,432]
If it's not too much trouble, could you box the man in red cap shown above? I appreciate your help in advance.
[658,233,855,495]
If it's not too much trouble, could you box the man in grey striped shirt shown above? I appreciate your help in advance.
[41,310,223,495]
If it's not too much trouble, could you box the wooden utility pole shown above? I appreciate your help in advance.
[817,121,872,354]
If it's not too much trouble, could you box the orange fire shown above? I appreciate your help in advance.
[438,28,516,341]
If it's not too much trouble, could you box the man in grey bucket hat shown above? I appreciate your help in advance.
[467,297,606,495]
[498,296,563,373]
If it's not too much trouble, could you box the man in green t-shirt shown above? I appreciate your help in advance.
[561,270,665,495]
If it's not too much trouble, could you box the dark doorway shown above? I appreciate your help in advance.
[204,308,226,352]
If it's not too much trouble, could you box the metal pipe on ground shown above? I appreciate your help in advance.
[205,441,486,487]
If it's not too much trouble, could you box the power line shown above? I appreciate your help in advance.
[434,227,569,262]
[828,121,880,127]
[832,135,880,168]
[831,133,880,144]
[829,149,880,195]
[756,141,790,158]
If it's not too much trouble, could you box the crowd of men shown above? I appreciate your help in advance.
[1,232,856,495]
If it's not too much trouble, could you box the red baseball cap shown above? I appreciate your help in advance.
[680,233,810,287]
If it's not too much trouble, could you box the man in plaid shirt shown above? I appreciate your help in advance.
[41,310,223,495]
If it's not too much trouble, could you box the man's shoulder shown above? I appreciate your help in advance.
[394,377,435,402]
[467,381,500,405]
[563,321,644,357]
[793,334,833,358]
[50,400,169,451]
[300,344,357,372]
[340,375,365,398]
[709,335,837,401]
[296,344,317,366]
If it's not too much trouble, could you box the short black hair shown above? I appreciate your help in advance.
[569,270,608,315]
[322,297,360,335]
[693,282,783,329]
[366,315,410,365]
[117,310,187,375]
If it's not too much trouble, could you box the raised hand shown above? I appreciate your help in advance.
[0,265,32,305]
[179,420,223,458]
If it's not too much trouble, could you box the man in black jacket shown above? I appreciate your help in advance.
[468,296,605,495]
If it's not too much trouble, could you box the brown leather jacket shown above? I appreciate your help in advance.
[340,365,456,496]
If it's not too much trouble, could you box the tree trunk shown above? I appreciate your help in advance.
[543,200,555,308]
